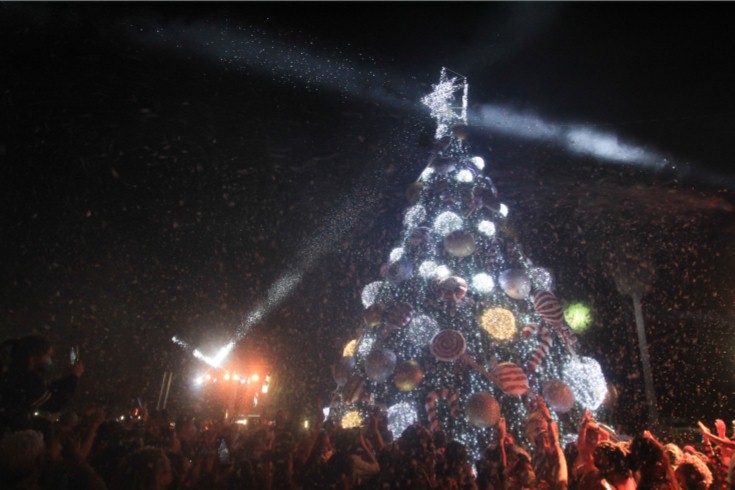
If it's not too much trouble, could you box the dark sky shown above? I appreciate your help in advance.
[1,2,734,431]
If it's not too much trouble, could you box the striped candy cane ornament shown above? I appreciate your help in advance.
[527,326,554,374]
[425,388,460,433]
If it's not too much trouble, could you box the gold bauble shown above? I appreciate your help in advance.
[393,360,424,391]
[479,307,517,341]
[343,339,358,357]
[341,410,363,429]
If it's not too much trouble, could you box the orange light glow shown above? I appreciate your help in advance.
[233,374,240,381]
[224,372,231,381]
[251,374,259,382]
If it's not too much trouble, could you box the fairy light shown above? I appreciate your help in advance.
[404,205,427,228]
[479,308,517,341]
[341,410,363,429]
[389,247,405,262]
[387,402,417,438]
[343,339,358,357]
[361,281,384,308]
[433,211,463,236]
[357,336,375,357]
[477,220,496,237]
[472,273,495,294]
[456,169,474,182]
[564,357,608,410]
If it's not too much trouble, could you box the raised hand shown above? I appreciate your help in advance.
[715,419,727,439]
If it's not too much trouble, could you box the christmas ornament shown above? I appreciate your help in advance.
[342,375,364,405]
[498,269,532,300]
[385,302,414,329]
[433,211,463,236]
[465,392,501,428]
[364,304,384,327]
[529,266,554,292]
[385,258,414,284]
[393,360,424,391]
[404,205,427,228]
[471,273,495,294]
[493,362,530,396]
[444,229,477,258]
[341,410,363,429]
[564,302,592,332]
[527,327,554,374]
[387,402,418,438]
[333,356,355,387]
[429,155,457,174]
[425,388,461,432]
[406,181,424,204]
[563,356,607,410]
[533,291,565,327]
[479,308,517,341]
[361,281,384,308]
[407,226,432,249]
[542,379,574,413]
[436,276,468,302]
[430,330,467,361]
[365,348,397,382]
[343,339,358,357]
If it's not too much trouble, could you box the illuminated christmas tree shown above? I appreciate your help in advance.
[329,68,608,458]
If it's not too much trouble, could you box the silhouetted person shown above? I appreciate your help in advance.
[0,335,84,438]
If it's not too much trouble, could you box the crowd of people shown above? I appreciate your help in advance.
[1,334,734,490]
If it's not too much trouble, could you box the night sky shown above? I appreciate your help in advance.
[2,2,734,433]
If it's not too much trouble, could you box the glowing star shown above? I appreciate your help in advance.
[477,220,496,237]
[564,302,592,333]
[341,410,363,429]
[564,357,608,410]
[499,204,509,217]
[479,308,517,341]
[343,339,358,357]
[389,247,405,262]
[470,156,485,170]
[472,273,495,294]
[361,281,384,308]
[387,402,418,438]
[456,169,474,183]
[421,67,468,139]
[433,211,463,236]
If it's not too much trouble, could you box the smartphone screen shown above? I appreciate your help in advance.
[217,439,230,465]
[70,346,78,365]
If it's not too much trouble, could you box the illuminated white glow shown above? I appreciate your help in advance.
[404,205,427,228]
[194,376,204,386]
[529,267,554,292]
[456,169,474,183]
[418,260,438,279]
[387,402,418,438]
[408,315,439,346]
[567,127,653,163]
[433,211,463,236]
[477,220,496,237]
[361,281,384,308]
[323,407,331,419]
[192,341,235,368]
[564,357,608,411]
[472,273,495,294]
[435,265,451,279]
[357,336,375,357]
[389,247,405,262]
[499,204,509,217]
[419,167,434,181]
[470,156,485,170]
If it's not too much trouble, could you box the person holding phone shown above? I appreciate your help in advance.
[0,334,85,437]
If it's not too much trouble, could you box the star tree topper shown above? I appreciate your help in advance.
[421,67,469,139]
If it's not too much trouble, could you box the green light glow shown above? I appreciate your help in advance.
[564,302,592,332]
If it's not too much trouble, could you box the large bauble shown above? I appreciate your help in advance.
[408,226,432,249]
[444,230,476,258]
[493,362,530,396]
[466,392,501,428]
[365,348,397,382]
[386,302,414,329]
[333,356,356,387]
[436,276,468,302]
[393,360,424,391]
[498,269,532,300]
[386,258,414,284]
[542,379,575,414]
